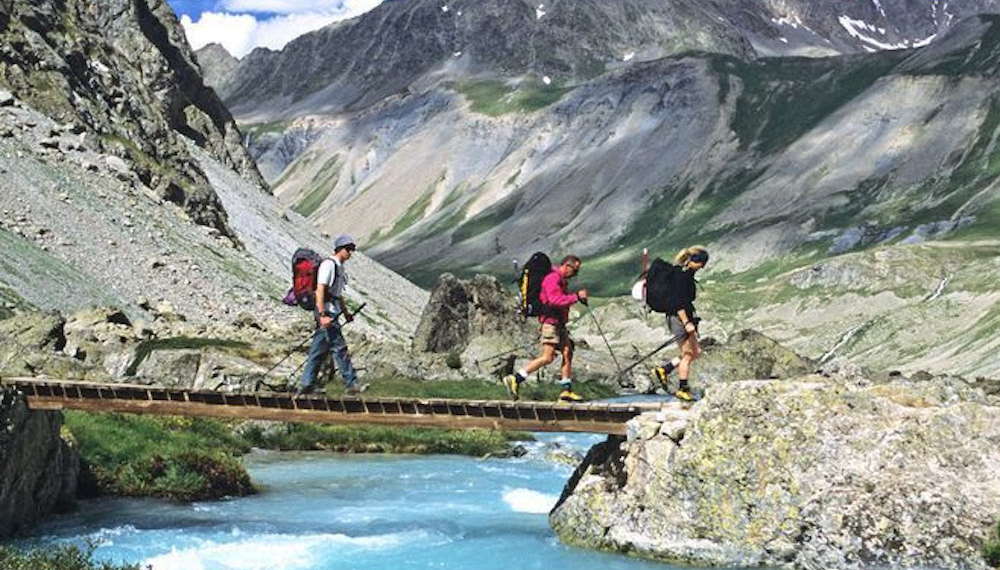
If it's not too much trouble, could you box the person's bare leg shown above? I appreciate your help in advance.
[525,344,556,375]
[676,335,700,400]
[560,342,573,380]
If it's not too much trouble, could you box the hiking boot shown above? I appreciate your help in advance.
[345,383,370,396]
[651,363,674,389]
[674,389,694,403]
[295,384,315,396]
[558,390,584,403]
[503,374,520,401]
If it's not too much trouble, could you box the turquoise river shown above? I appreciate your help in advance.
[16,432,750,570]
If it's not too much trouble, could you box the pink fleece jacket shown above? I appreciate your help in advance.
[539,267,579,325]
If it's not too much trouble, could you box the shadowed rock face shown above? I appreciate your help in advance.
[0,389,79,539]
[413,272,534,355]
[0,0,264,237]
[551,377,1000,569]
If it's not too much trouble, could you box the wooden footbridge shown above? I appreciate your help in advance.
[1,378,664,435]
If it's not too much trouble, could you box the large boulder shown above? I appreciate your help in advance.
[551,377,1000,569]
[0,388,79,538]
[0,311,87,379]
[696,329,816,383]
[412,273,534,360]
[628,329,815,394]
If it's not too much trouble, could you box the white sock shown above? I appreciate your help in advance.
[671,357,681,367]
[517,369,528,381]
[560,378,572,390]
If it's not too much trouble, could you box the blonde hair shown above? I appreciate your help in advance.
[674,245,708,267]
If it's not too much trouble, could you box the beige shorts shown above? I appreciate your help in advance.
[540,323,572,349]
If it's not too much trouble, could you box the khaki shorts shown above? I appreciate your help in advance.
[540,323,572,349]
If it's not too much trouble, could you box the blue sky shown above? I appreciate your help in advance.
[167,0,386,58]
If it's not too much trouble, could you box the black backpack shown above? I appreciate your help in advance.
[518,252,552,318]
[644,258,677,313]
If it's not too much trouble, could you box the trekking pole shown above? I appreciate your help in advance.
[580,300,626,385]
[265,302,368,381]
[473,341,534,372]
[262,335,312,378]
[616,338,674,379]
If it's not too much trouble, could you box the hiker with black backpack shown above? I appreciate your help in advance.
[649,246,709,402]
[297,235,367,395]
[505,254,588,402]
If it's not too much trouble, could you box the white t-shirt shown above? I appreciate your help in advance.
[316,258,348,314]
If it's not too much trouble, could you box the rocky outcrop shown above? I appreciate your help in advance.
[625,329,814,395]
[0,388,79,538]
[0,0,265,236]
[413,272,534,356]
[194,43,239,95]
[696,330,816,383]
[0,310,91,380]
[551,376,1000,569]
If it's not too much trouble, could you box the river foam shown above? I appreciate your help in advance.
[142,530,439,570]
[502,488,558,514]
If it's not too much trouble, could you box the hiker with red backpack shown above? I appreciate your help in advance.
[297,235,367,395]
[648,246,709,402]
[504,254,588,402]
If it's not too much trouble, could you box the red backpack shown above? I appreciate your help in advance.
[283,248,326,311]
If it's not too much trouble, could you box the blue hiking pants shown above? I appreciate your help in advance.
[300,322,357,390]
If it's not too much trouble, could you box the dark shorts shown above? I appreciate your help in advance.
[667,316,698,342]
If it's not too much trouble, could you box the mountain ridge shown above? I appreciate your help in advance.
[209,0,1000,120]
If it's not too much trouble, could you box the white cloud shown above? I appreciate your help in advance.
[180,0,384,58]
[220,0,379,15]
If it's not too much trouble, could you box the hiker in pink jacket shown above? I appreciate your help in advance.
[505,255,588,402]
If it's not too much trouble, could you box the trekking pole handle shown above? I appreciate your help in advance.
[339,302,367,325]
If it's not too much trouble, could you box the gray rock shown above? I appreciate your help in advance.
[104,155,130,174]
[412,273,533,356]
[135,349,201,387]
[626,414,662,442]
[0,388,79,538]
[193,350,268,392]
[551,379,1000,569]
[695,329,816,385]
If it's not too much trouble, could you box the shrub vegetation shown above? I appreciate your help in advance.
[985,519,1000,567]
[64,412,252,501]
[240,423,526,455]
[0,543,142,570]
